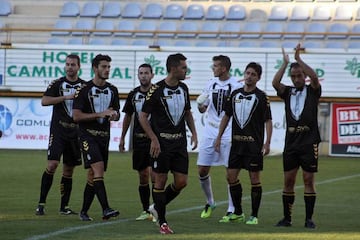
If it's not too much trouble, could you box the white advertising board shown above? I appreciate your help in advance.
[0,97,286,153]
[1,45,360,98]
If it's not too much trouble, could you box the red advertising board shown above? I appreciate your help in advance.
[330,103,360,156]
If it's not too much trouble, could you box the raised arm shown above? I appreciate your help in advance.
[272,47,289,95]
[294,43,320,90]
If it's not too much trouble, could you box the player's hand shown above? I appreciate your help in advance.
[262,143,270,156]
[214,138,221,153]
[196,93,209,106]
[119,138,125,152]
[294,43,302,61]
[191,135,198,150]
[281,47,290,65]
[150,138,161,158]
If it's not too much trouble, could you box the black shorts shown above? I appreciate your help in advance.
[228,152,263,172]
[80,136,109,171]
[283,143,319,172]
[132,149,151,171]
[151,149,189,174]
[47,133,82,167]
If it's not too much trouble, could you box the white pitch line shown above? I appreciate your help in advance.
[25,173,360,240]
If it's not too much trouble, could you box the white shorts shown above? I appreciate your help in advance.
[196,138,231,167]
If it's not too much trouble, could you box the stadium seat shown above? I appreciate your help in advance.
[114,21,135,37]
[350,24,360,39]
[47,38,66,44]
[268,6,288,21]
[93,20,114,36]
[325,42,345,49]
[164,4,183,19]
[122,3,142,18]
[260,41,280,48]
[283,22,305,39]
[143,3,163,19]
[0,0,11,16]
[177,22,198,38]
[219,22,240,39]
[198,22,219,38]
[205,4,225,20]
[196,41,214,47]
[89,38,106,45]
[263,22,283,39]
[59,2,80,17]
[184,4,205,20]
[51,19,72,36]
[101,2,121,18]
[305,23,327,39]
[289,6,310,21]
[241,22,262,39]
[68,38,84,45]
[135,21,157,38]
[217,41,235,47]
[157,21,177,38]
[174,40,193,47]
[348,41,360,49]
[226,4,246,20]
[282,41,298,49]
[155,39,171,46]
[327,23,349,39]
[334,6,353,21]
[248,9,267,21]
[132,39,150,46]
[303,41,323,49]
[72,19,94,36]
[80,2,101,18]
[312,6,331,21]
[238,41,258,48]
[111,39,128,45]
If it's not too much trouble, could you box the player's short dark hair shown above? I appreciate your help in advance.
[138,63,153,74]
[166,53,187,73]
[92,54,112,68]
[212,55,231,71]
[245,62,262,78]
[290,62,301,71]
[67,54,81,66]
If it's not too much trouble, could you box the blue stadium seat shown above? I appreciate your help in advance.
[198,22,219,38]
[241,22,262,39]
[348,41,360,49]
[80,2,101,18]
[334,6,353,21]
[226,5,246,20]
[196,41,214,47]
[350,24,360,39]
[143,3,163,19]
[177,22,198,38]
[175,40,193,47]
[135,21,157,38]
[111,39,128,45]
[51,19,72,36]
[289,6,310,21]
[89,38,106,45]
[122,3,142,18]
[249,9,267,21]
[205,4,225,20]
[327,23,349,39]
[101,2,121,18]
[268,6,288,21]
[68,38,84,45]
[303,41,323,49]
[155,39,172,46]
[164,4,183,19]
[263,22,283,39]
[132,39,150,46]
[217,41,235,48]
[312,6,331,21]
[0,0,11,16]
[114,21,135,37]
[47,38,66,44]
[238,41,258,48]
[60,2,80,17]
[260,41,280,48]
[72,19,94,36]
[93,20,114,36]
[184,4,204,20]
[157,21,177,38]
[283,22,304,39]
[325,42,345,49]
[282,41,298,49]
[305,23,327,39]
[219,22,240,39]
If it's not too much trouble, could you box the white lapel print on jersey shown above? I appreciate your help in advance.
[162,87,186,126]
[61,82,82,117]
[90,87,112,124]
[233,92,258,129]
[211,82,232,116]
[290,87,307,121]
